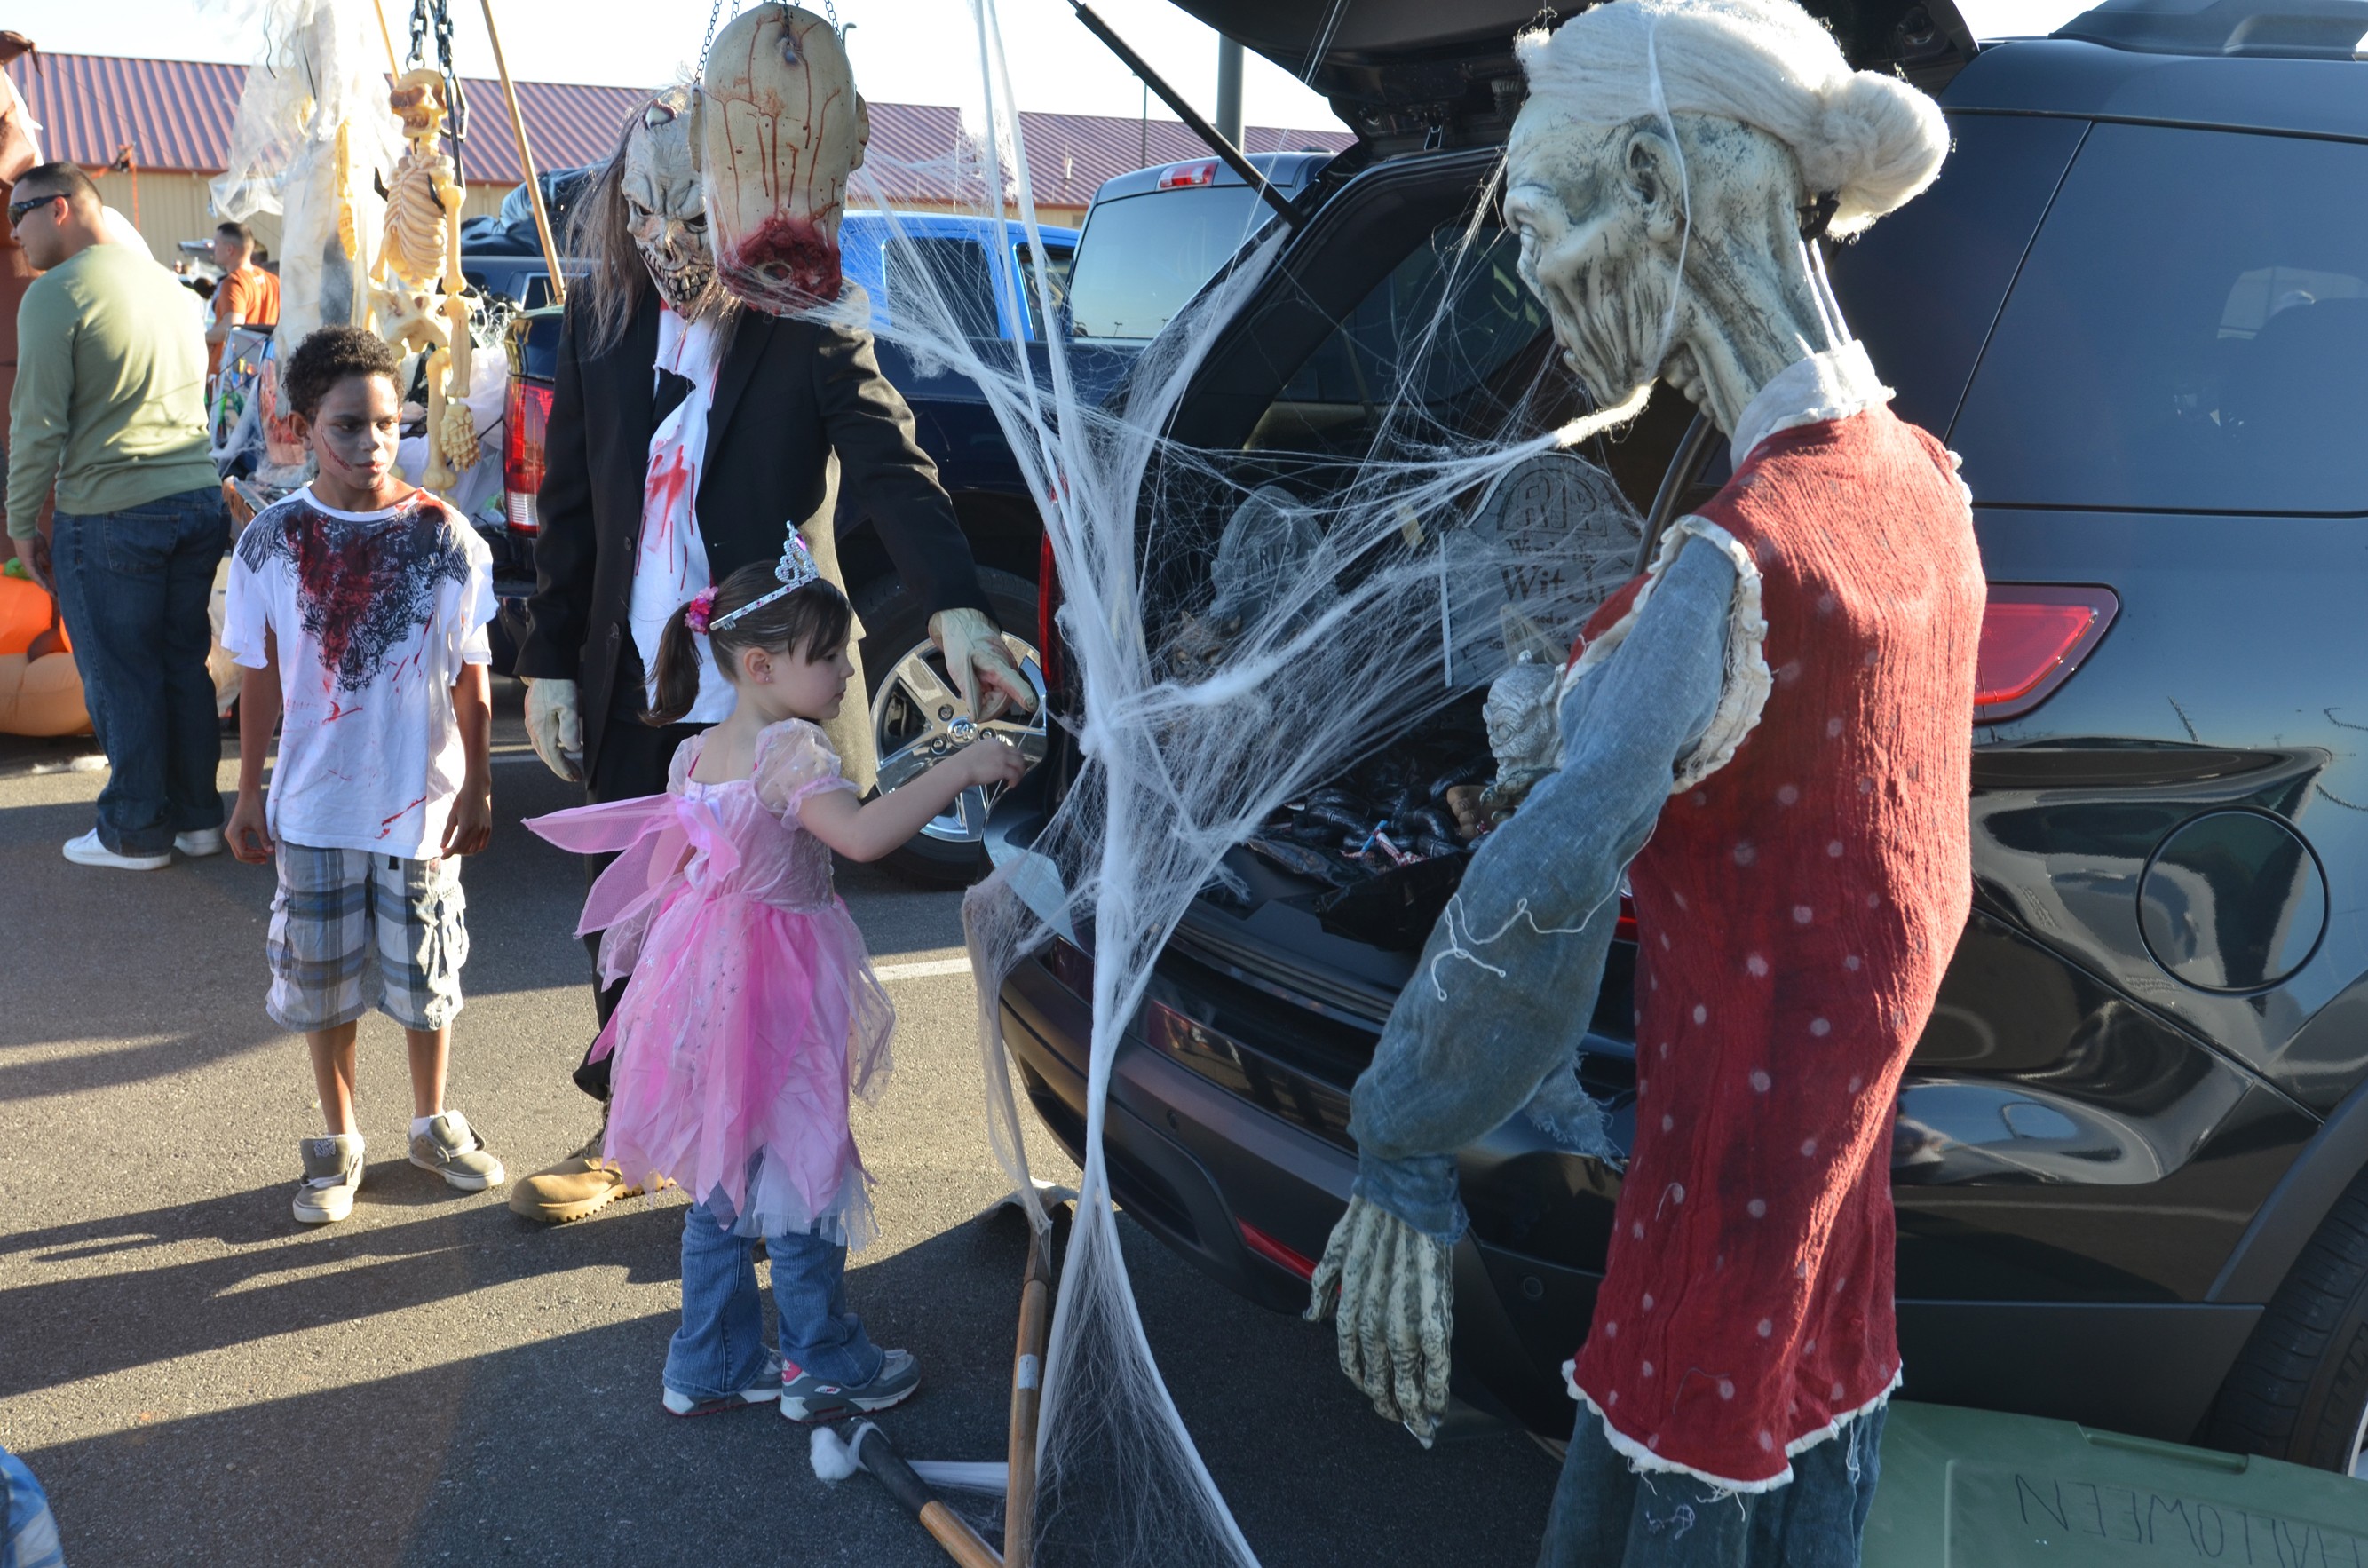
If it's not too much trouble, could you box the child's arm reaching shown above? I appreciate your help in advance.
[797,736,1026,862]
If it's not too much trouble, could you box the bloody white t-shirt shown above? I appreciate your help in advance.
[223,486,496,859]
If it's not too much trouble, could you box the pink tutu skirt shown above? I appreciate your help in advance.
[526,748,895,1246]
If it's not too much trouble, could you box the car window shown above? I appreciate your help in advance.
[1826,113,2087,439]
[1069,186,1273,341]
[1015,242,1073,342]
[1243,225,1548,454]
[885,236,1000,339]
[1952,123,2368,513]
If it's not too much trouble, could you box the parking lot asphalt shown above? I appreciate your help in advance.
[0,681,1553,1566]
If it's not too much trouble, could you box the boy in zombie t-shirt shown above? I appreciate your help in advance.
[222,325,505,1225]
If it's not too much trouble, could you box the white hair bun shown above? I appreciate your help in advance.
[1516,0,1950,236]
[1806,68,1949,235]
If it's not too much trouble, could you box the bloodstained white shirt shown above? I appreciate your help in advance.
[630,305,735,724]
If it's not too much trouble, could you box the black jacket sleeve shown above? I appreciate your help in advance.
[811,321,988,619]
[517,306,598,682]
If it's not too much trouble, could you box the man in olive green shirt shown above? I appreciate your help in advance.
[8,161,228,868]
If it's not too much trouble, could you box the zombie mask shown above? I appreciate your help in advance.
[623,86,713,313]
[700,3,870,313]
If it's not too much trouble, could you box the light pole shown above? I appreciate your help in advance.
[1215,36,1243,147]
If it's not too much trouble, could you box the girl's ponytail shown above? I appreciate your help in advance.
[643,594,707,727]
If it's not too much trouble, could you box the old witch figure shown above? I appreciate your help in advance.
[1307,1,1977,1563]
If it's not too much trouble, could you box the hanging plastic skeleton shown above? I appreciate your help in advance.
[370,67,475,490]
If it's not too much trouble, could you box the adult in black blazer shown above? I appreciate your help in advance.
[515,290,997,795]
[509,91,1028,1223]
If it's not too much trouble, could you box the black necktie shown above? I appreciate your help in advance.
[653,368,693,428]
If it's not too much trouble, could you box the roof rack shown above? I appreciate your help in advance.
[2055,0,2368,59]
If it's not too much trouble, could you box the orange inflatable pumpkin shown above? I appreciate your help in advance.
[0,572,87,735]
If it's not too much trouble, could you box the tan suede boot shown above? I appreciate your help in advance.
[508,1155,638,1223]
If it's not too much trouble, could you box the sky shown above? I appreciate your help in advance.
[13,0,1350,127]
[7,0,2096,130]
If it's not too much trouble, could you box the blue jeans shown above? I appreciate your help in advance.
[1539,1404,1886,1567]
[50,487,228,855]
[665,1197,883,1401]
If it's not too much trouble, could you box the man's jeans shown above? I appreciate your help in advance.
[1540,1404,1887,1568]
[665,1197,883,1401]
[50,487,228,855]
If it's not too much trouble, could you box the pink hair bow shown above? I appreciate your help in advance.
[684,587,719,635]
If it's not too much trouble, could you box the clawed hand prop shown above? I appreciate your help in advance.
[930,607,1035,725]
[1305,1193,1455,1445]
[524,677,583,782]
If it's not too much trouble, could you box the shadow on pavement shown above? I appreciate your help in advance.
[0,1176,687,1402]
[19,1205,1554,1566]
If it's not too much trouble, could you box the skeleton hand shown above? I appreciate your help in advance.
[929,606,1036,724]
[524,677,583,783]
[1304,1193,1455,1445]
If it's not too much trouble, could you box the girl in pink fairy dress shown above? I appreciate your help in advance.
[527,539,1025,1422]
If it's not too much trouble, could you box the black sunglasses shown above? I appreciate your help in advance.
[7,192,59,226]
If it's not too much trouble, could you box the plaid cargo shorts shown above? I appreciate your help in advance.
[265,842,469,1033]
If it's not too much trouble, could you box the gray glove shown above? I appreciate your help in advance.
[524,677,582,783]
[1304,1192,1455,1445]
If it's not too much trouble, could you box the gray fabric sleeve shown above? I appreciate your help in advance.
[1346,539,1741,1239]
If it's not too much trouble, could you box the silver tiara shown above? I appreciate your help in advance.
[711,529,822,630]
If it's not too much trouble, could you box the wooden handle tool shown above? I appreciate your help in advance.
[849,1421,1003,1568]
[1004,1224,1057,1568]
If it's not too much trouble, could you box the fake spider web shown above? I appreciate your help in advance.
[789,5,1656,1558]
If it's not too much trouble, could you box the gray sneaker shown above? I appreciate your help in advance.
[778,1349,920,1423]
[293,1134,365,1224]
[408,1111,505,1192]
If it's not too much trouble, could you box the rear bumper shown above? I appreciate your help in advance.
[1002,948,2266,1443]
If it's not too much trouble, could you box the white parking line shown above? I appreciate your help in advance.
[872,956,974,982]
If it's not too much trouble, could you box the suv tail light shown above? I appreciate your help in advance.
[1975,584,2119,724]
[1157,159,1218,190]
[504,378,553,535]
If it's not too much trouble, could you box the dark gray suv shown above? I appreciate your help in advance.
[994,0,2368,1481]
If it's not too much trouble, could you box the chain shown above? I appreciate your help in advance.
[696,0,731,78]
[698,0,843,80]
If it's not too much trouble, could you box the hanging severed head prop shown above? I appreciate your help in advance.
[1501,0,1947,438]
[622,85,714,313]
[699,3,870,313]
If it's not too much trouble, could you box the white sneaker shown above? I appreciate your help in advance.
[174,828,226,858]
[293,1134,365,1224]
[61,830,170,871]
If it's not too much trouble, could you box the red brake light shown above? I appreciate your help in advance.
[504,378,553,535]
[1239,1219,1317,1281]
[1975,584,2119,723]
[1615,893,1638,944]
[1157,160,1218,191]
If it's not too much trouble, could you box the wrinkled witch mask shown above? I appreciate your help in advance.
[623,86,713,313]
[701,3,870,313]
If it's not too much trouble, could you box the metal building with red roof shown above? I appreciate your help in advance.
[4,50,1350,260]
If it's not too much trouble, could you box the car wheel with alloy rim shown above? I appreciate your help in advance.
[855,566,1043,887]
